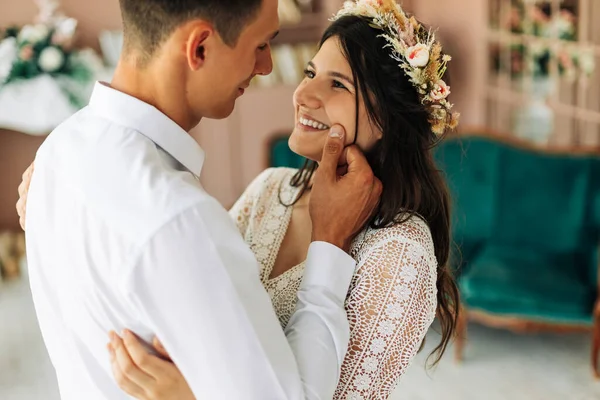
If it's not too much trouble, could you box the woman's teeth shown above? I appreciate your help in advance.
[300,117,329,131]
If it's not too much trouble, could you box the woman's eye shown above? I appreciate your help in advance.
[333,80,347,90]
[303,69,315,79]
[258,43,268,51]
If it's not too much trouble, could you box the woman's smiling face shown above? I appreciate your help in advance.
[289,36,382,162]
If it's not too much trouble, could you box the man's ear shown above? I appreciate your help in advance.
[186,25,212,71]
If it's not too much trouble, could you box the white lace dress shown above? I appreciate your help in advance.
[229,168,438,399]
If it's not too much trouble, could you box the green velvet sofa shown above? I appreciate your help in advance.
[268,131,600,376]
[434,132,600,376]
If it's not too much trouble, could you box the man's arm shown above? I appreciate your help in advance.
[121,200,354,400]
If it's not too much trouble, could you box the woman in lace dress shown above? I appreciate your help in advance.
[107,1,460,398]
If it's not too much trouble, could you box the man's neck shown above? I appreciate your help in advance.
[110,59,201,132]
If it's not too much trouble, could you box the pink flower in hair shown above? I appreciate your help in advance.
[430,80,450,101]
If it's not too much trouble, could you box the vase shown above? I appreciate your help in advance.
[513,78,555,144]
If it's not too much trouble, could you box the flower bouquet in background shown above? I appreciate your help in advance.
[492,1,595,80]
[0,0,108,135]
[0,0,105,108]
[0,20,87,83]
[489,1,596,144]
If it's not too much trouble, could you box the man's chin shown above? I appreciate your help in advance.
[206,101,236,120]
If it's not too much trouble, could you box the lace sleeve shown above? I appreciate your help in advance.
[335,226,438,399]
[228,168,274,237]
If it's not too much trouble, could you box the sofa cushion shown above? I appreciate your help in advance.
[460,244,595,324]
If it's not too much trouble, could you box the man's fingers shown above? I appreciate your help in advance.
[110,331,154,388]
[373,178,383,199]
[344,145,371,174]
[318,125,346,182]
[337,146,349,167]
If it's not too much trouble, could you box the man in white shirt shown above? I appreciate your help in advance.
[22,0,382,399]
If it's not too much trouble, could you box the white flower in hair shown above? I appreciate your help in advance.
[406,43,430,67]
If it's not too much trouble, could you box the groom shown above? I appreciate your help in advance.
[22,0,382,399]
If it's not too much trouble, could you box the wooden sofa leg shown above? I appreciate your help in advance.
[593,301,600,379]
[455,306,467,363]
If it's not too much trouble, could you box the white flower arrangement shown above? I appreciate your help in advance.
[0,2,105,109]
[38,46,65,72]
[332,0,459,135]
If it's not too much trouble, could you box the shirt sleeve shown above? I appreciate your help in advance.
[333,234,438,399]
[122,198,356,400]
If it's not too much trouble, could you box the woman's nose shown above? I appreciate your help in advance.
[294,79,323,110]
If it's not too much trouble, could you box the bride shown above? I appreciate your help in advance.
[19,0,460,398]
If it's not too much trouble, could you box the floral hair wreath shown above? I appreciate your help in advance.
[331,0,460,135]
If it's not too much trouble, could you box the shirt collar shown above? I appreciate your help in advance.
[88,82,204,178]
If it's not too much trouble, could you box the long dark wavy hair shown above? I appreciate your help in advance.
[282,15,460,366]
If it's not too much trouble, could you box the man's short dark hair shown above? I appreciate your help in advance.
[119,0,263,59]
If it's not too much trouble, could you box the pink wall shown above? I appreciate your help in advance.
[412,0,488,128]
[0,0,488,228]
[0,0,122,50]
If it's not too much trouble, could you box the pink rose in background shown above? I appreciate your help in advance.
[430,80,450,101]
[559,9,576,24]
[51,32,66,46]
[20,45,34,61]
[51,32,73,50]
[406,43,430,68]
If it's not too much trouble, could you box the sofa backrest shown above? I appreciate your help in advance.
[434,136,502,259]
[436,133,600,282]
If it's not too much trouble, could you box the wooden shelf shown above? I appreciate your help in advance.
[274,12,329,45]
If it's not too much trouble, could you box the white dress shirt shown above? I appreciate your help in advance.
[25,82,356,400]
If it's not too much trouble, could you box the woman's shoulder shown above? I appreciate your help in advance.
[249,167,299,189]
[242,167,299,205]
[351,214,436,262]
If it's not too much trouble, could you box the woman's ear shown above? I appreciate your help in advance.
[371,122,384,142]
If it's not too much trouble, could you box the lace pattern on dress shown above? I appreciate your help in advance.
[228,168,438,399]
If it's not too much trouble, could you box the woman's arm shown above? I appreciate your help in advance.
[105,229,435,400]
[334,227,438,399]
[107,331,194,400]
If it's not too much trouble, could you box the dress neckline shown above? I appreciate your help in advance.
[260,172,306,283]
